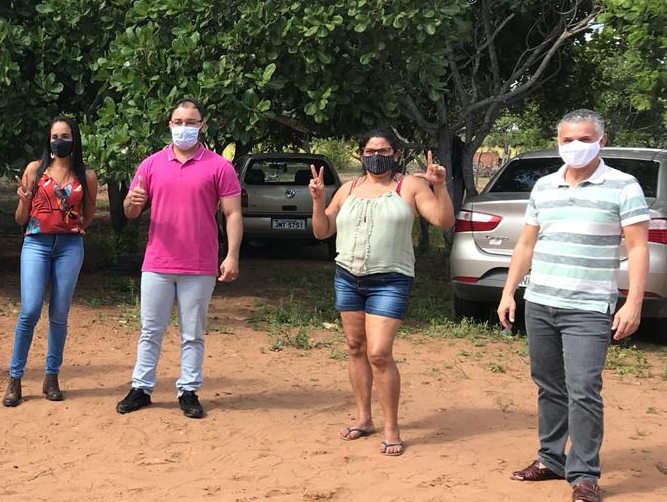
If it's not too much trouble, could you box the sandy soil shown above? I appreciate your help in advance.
[1,255,666,502]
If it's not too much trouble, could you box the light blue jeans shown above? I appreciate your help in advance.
[9,234,84,379]
[131,272,216,396]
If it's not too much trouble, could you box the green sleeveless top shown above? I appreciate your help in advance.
[335,177,415,277]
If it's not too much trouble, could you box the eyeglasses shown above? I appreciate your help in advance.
[170,120,202,127]
[361,148,394,157]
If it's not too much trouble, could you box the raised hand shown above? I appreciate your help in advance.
[15,175,32,202]
[130,175,148,208]
[414,151,446,186]
[308,164,325,201]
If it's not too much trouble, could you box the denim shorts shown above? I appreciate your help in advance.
[334,266,414,320]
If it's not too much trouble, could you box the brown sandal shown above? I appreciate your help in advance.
[572,481,600,502]
[512,460,564,481]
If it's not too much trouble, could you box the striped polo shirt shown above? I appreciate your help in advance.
[523,159,649,313]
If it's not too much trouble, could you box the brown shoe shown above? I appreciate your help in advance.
[572,481,601,502]
[3,377,22,407]
[43,374,63,401]
[512,460,564,481]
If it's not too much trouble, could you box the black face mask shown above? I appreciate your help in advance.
[362,155,397,174]
[50,138,74,158]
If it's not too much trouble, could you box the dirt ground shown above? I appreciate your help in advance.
[0,242,666,502]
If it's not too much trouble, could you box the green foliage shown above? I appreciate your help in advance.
[312,137,359,172]
[4,0,662,203]
[510,1,666,149]
[606,343,651,378]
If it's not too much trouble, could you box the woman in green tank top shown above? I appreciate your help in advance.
[309,129,454,456]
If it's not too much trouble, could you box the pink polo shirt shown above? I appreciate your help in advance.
[129,144,241,275]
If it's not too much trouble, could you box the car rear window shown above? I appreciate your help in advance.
[244,160,336,186]
[488,157,659,197]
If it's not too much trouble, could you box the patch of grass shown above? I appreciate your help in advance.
[605,343,650,378]
[269,327,313,351]
[330,348,347,361]
[250,269,338,329]
[407,253,453,323]
[84,277,140,308]
[86,297,105,308]
[647,407,659,415]
[416,317,514,345]
[487,362,507,373]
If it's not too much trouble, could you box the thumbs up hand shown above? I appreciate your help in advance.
[130,175,148,208]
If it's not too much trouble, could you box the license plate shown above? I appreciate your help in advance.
[271,219,306,230]
[518,274,530,287]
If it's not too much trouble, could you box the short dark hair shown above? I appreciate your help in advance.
[169,99,205,121]
[358,128,401,152]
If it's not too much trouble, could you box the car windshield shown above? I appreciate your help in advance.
[488,156,659,197]
[244,160,336,186]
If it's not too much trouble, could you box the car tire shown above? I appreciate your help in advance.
[454,296,491,322]
[637,318,667,340]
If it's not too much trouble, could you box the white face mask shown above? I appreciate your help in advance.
[171,125,200,150]
[558,139,601,168]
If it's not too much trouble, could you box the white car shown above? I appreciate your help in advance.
[450,148,667,333]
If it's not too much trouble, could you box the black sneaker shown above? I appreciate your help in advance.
[178,391,204,419]
[116,388,151,414]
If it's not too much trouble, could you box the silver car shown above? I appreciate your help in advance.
[225,153,341,257]
[450,148,667,331]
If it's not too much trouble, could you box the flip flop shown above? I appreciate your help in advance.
[380,440,405,456]
[339,426,374,441]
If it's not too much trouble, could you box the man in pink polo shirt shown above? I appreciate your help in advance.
[116,99,242,419]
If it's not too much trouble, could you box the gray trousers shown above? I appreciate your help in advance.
[132,272,216,396]
[525,301,611,485]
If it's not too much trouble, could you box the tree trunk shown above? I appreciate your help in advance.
[418,216,430,252]
[107,180,129,234]
[232,141,253,163]
[437,133,461,256]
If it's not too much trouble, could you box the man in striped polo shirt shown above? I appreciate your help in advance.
[497,109,649,502]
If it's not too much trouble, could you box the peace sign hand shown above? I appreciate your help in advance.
[308,164,325,201]
[414,151,446,186]
[15,175,32,202]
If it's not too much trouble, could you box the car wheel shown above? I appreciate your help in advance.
[637,318,667,340]
[454,296,491,322]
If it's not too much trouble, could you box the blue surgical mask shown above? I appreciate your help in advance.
[171,126,200,150]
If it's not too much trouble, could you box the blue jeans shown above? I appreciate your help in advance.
[9,234,84,379]
[525,301,611,485]
[131,272,216,396]
[334,266,414,320]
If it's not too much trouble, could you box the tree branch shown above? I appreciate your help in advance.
[465,8,598,114]
[446,40,469,109]
[265,112,313,134]
[481,0,501,88]
[401,95,437,135]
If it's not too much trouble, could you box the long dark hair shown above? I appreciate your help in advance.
[358,128,401,152]
[34,115,88,206]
